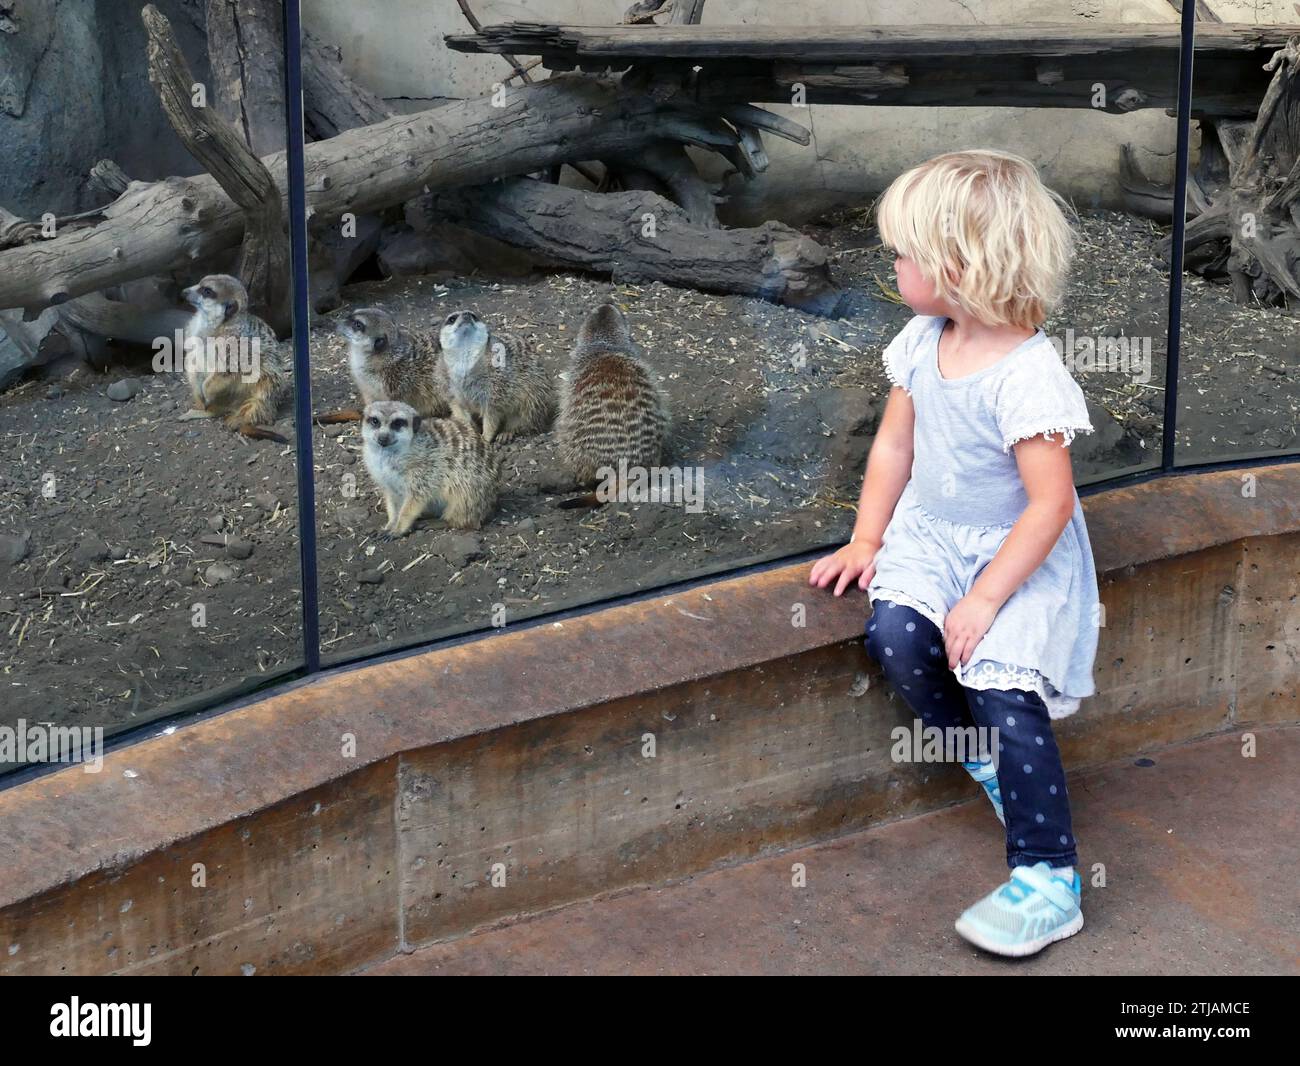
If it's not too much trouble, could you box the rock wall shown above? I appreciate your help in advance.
[0,0,212,217]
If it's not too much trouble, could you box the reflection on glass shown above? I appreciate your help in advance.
[0,2,303,773]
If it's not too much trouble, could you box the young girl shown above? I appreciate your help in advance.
[809,149,1099,958]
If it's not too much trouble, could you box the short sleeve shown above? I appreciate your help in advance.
[880,315,936,395]
[993,345,1094,454]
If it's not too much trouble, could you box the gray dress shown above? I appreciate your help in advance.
[866,315,1099,719]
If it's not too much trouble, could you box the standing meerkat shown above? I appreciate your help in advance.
[555,302,670,508]
[179,274,291,443]
[438,309,556,444]
[361,400,500,537]
[316,308,452,424]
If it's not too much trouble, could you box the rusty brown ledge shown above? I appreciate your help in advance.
[0,461,1297,916]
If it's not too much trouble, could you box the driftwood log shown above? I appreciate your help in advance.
[430,178,842,314]
[205,0,287,159]
[1124,29,1300,306]
[143,4,290,334]
[1182,38,1300,304]
[0,73,812,313]
[302,29,391,140]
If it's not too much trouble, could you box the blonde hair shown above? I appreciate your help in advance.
[875,149,1075,329]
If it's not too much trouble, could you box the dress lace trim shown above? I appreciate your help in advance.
[871,592,1081,720]
[881,345,913,395]
[957,659,1081,720]
[871,589,944,631]
[1001,421,1094,454]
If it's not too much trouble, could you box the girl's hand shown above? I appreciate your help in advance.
[809,540,881,597]
[944,593,1000,669]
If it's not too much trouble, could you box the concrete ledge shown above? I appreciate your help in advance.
[1,463,1297,974]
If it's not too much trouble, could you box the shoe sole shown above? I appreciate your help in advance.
[954,911,1084,958]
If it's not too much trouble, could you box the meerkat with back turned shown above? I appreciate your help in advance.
[555,302,669,507]
[317,308,452,424]
[180,274,291,443]
[361,400,499,537]
[438,310,555,444]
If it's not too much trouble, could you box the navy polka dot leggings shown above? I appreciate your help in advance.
[866,599,1078,870]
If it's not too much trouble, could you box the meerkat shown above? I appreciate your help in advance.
[438,309,556,444]
[361,400,499,537]
[179,274,291,443]
[315,307,452,425]
[555,302,670,508]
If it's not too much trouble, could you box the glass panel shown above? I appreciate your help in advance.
[0,2,305,775]
[1048,47,1177,485]
[299,3,1182,665]
[1176,12,1300,466]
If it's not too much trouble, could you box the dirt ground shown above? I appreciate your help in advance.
[0,209,1295,746]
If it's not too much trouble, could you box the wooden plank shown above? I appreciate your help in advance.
[446,22,1300,62]
[690,53,1270,116]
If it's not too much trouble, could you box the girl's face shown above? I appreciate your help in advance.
[894,255,954,317]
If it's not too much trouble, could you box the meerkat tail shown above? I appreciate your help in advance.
[236,423,290,444]
[556,492,603,510]
[313,409,363,425]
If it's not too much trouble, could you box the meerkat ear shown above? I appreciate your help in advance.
[412,414,423,435]
[223,301,237,321]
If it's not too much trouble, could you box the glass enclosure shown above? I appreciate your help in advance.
[0,1,305,769]
[0,2,1295,777]
[1175,11,1300,466]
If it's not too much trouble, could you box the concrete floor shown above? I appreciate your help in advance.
[366,727,1300,975]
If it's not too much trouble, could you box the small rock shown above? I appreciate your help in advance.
[534,470,579,494]
[336,505,371,528]
[206,515,225,533]
[107,379,140,402]
[0,532,31,566]
[46,385,65,400]
[324,424,346,438]
[254,493,279,512]
[815,387,878,437]
[338,450,356,466]
[441,534,483,570]
[108,543,129,561]
[226,538,254,560]
[204,563,235,585]
[515,517,537,534]
[357,569,384,585]
[71,540,110,565]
